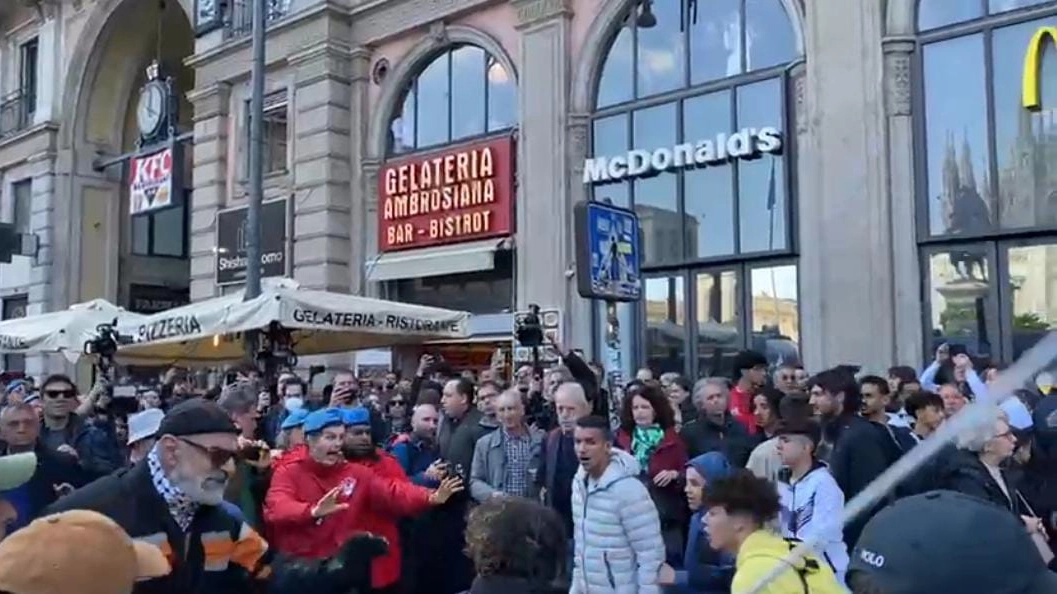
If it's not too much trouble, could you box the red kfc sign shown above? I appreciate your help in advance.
[378,136,514,252]
[129,146,179,215]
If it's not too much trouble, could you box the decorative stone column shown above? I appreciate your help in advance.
[289,41,354,293]
[187,82,231,302]
[883,36,923,366]
[347,47,372,297]
[511,0,575,340]
[360,158,382,299]
[798,0,896,370]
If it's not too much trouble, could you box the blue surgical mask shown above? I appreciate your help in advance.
[284,397,304,412]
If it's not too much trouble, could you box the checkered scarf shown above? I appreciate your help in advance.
[147,447,198,531]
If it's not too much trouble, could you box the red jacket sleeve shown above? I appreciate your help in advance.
[263,460,316,527]
[358,464,432,517]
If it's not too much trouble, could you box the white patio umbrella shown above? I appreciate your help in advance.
[116,278,470,365]
[0,299,146,362]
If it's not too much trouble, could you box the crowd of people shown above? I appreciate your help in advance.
[0,343,1054,594]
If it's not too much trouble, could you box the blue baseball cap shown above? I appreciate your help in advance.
[280,408,310,431]
[341,407,370,427]
[302,408,345,434]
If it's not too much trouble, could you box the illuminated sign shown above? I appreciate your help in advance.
[129,145,182,215]
[1023,26,1057,111]
[582,126,782,184]
[378,136,514,252]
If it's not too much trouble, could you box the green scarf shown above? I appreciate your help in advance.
[631,425,664,470]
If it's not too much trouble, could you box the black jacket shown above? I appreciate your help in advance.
[1,441,86,523]
[463,575,567,594]
[679,413,755,467]
[438,407,491,482]
[939,449,1028,516]
[828,416,903,546]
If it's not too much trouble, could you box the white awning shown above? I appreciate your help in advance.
[365,238,511,282]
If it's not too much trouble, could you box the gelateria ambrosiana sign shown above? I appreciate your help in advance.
[582,126,783,184]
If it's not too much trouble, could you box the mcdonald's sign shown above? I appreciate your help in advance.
[1023,26,1057,111]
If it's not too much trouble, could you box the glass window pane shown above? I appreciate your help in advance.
[486,56,517,132]
[750,264,800,365]
[993,18,1057,229]
[633,103,680,266]
[12,179,32,235]
[736,79,786,253]
[597,23,633,108]
[989,0,1052,17]
[689,0,741,85]
[636,0,686,98]
[592,114,631,208]
[695,270,740,377]
[745,0,797,72]
[922,35,993,237]
[927,249,994,358]
[1007,243,1057,359]
[415,53,450,148]
[152,205,185,257]
[918,0,983,31]
[645,275,686,375]
[131,214,150,256]
[684,91,735,258]
[390,89,415,154]
[451,46,486,141]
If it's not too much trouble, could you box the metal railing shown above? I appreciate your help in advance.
[225,0,289,40]
[0,90,35,139]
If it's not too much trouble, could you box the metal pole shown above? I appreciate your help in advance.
[245,0,265,301]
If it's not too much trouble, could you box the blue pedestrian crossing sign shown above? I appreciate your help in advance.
[574,200,642,302]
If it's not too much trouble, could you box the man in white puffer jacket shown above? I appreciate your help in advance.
[570,415,664,594]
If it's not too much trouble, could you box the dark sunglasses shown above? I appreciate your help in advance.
[44,389,77,399]
[388,400,406,407]
[179,438,237,467]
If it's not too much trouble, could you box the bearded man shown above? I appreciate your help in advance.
[45,398,388,594]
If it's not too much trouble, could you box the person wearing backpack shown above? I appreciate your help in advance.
[702,470,845,594]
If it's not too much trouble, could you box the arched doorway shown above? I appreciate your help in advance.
[54,0,194,318]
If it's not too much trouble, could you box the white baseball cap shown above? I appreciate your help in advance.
[127,408,164,445]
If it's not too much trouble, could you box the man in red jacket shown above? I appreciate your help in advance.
[263,408,462,562]
[341,407,414,594]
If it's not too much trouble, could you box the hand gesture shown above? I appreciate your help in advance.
[935,343,950,364]
[658,563,676,585]
[417,354,434,377]
[424,460,446,480]
[56,444,79,459]
[953,354,973,370]
[653,469,679,487]
[311,486,351,519]
[328,387,351,408]
[429,475,464,505]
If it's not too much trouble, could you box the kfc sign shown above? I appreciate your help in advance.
[129,146,181,216]
[378,136,514,252]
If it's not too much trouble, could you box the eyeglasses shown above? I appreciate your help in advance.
[44,389,77,399]
[995,430,1016,442]
[388,400,406,407]
[179,438,237,467]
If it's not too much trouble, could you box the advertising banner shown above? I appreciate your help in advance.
[377,135,515,252]
[129,144,182,216]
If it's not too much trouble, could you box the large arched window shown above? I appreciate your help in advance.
[916,0,1057,362]
[388,44,517,155]
[589,0,800,377]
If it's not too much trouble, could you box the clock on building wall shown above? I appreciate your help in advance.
[135,61,177,148]
[195,0,223,36]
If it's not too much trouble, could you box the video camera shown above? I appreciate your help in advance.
[515,304,544,348]
[83,319,132,372]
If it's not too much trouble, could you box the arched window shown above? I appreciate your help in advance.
[588,0,801,378]
[388,44,517,155]
[915,0,1057,362]
[595,0,798,108]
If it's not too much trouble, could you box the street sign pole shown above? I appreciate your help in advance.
[245,0,265,301]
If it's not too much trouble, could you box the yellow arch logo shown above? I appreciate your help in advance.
[1023,26,1057,110]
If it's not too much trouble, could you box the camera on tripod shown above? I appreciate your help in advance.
[83,319,131,362]
[515,304,544,348]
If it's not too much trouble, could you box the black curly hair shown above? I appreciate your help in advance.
[701,469,781,526]
[619,382,675,431]
[464,496,568,585]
